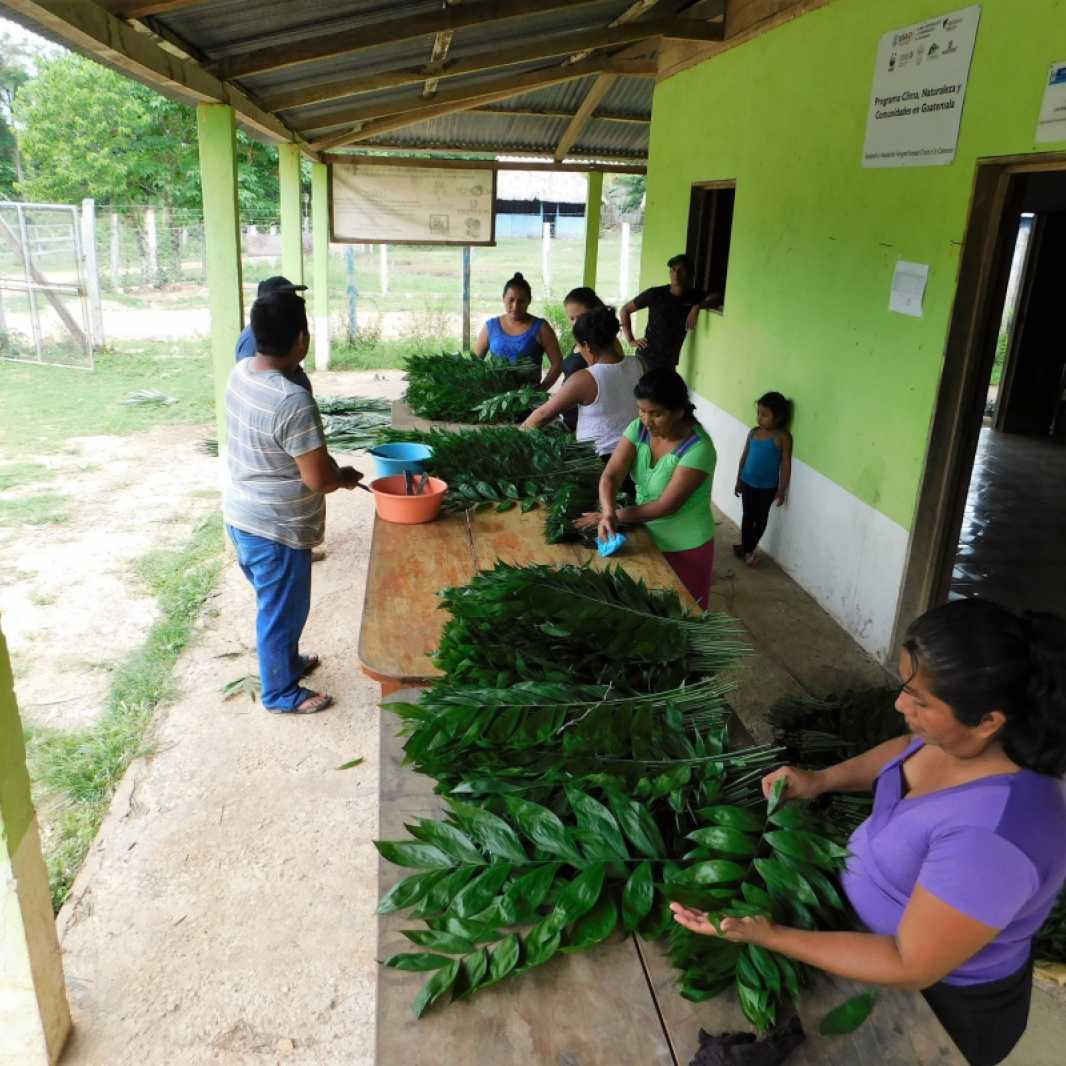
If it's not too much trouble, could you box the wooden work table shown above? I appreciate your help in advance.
[361,507,965,1064]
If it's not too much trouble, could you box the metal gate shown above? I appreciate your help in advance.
[0,201,94,369]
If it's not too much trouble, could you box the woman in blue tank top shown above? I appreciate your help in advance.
[474,271,563,388]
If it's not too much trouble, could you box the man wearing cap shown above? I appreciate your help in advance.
[236,276,313,394]
[224,288,362,715]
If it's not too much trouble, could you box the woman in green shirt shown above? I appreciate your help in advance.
[576,368,717,607]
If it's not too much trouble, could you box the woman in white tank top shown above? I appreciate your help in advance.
[521,306,642,457]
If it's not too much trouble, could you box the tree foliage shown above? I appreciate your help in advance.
[12,52,278,215]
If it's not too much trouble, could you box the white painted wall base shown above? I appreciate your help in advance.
[692,391,909,662]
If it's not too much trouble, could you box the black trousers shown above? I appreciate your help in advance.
[921,957,1034,1066]
[739,481,777,553]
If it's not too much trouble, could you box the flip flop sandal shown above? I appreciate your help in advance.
[299,654,321,678]
[266,688,334,715]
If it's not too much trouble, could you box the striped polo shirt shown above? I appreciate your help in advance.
[222,359,326,549]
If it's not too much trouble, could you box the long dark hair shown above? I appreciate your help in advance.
[564,286,604,311]
[573,305,620,351]
[502,271,532,299]
[903,599,1066,775]
[757,391,792,429]
[634,368,696,417]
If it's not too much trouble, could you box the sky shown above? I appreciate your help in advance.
[0,15,65,65]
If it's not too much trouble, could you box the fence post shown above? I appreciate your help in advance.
[460,245,471,352]
[345,245,358,344]
[582,171,603,289]
[144,205,159,286]
[80,199,104,348]
[619,221,631,302]
[542,221,552,297]
[311,161,330,371]
[109,211,120,290]
[379,243,389,295]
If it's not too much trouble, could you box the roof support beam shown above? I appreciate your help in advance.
[297,59,654,139]
[473,105,648,124]
[554,74,617,163]
[262,18,714,113]
[323,153,647,174]
[207,0,608,81]
[2,0,304,148]
[423,0,463,99]
[111,1,210,17]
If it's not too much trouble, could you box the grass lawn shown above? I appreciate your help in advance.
[0,339,215,459]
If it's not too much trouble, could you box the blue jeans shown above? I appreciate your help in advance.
[227,525,312,711]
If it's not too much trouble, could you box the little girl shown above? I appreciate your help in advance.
[733,391,792,567]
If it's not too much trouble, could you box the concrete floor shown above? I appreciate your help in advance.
[951,428,1066,615]
[49,416,1066,1064]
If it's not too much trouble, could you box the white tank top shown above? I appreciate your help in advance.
[576,357,644,456]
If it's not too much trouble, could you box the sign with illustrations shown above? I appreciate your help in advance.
[862,6,981,168]
[330,163,497,245]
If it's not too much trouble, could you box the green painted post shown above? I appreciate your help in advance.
[0,623,72,1064]
[311,161,331,370]
[583,171,603,290]
[196,103,244,445]
[279,143,304,286]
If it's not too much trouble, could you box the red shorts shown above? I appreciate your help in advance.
[662,539,715,610]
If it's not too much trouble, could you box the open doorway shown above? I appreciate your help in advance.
[894,156,1066,644]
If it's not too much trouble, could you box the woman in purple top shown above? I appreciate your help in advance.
[672,598,1066,1066]
[474,271,563,388]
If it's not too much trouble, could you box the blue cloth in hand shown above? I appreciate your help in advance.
[597,531,627,558]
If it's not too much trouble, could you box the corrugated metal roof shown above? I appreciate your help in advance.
[119,0,703,162]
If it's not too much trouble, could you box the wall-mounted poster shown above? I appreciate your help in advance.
[329,162,496,245]
[862,5,981,168]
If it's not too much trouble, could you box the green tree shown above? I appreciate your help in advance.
[606,174,646,215]
[0,29,40,199]
[13,52,279,215]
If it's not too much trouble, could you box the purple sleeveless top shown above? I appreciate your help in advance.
[842,738,1066,985]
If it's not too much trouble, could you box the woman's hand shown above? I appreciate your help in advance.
[761,765,825,803]
[734,479,743,497]
[574,511,602,531]
[670,903,775,946]
[776,486,788,506]
[597,511,618,543]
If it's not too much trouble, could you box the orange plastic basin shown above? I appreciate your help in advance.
[369,474,448,524]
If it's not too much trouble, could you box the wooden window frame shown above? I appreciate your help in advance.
[686,179,735,313]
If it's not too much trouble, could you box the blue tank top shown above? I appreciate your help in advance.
[486,316,544,366]
[740,435,781,489]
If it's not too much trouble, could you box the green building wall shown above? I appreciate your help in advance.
[641,0,1066,657]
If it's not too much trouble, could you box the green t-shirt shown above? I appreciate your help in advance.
[622,418,716,553]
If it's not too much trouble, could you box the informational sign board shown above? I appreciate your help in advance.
[862,5,981,168]
[330,162,496,245]
[1035,59,1066,144]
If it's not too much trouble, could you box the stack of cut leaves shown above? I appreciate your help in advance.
[770,686,904,840]
[404,352,535,422]
[319,395,392,452]
[472,386,546,424]
[375,562,856,1029]
[374,426,602,543]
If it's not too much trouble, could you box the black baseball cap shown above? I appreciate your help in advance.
[257,275,308,297]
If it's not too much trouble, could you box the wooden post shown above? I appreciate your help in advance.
[278,143,304,285]
[583,171,603,290]
[109,210,121,290]
[196,103,244,446]
[0,624,72,1065]
[144,205,158,286]
[311,161,331,371]
[542,221,552,296]
[345,246,358,344]
[461,245,471,352]
[80,198,105,347]
[619,220,631,301]
[379,243,389,294]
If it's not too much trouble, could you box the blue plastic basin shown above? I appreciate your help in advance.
[369,442,434,479]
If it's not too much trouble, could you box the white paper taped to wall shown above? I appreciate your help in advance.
[330,163,496,245]
[890,261,930,317]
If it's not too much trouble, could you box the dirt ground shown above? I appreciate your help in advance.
[1,423,221,732]
[51,369,405,1065]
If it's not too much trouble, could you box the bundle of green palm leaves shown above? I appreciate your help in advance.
[472,386,546,424]
[376,562,853,1028]
[374,426,602,542]
[404,352,535,422]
